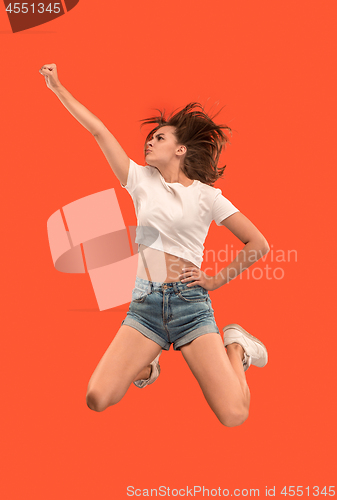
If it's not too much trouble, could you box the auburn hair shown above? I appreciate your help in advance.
[139,102,232,186]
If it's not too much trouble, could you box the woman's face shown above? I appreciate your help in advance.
[145,126,185,166]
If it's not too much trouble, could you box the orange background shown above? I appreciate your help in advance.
[1,1,336,498]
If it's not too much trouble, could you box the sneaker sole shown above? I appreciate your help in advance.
[223,323,267,353]
[149,362,161,384]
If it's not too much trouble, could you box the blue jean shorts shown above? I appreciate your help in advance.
[121,276,220,351]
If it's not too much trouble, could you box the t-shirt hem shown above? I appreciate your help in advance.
[138,242,202,269]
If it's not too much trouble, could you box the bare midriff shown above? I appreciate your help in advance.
[136,244,197,283]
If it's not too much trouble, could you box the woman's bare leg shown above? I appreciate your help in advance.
[226,343,250,403]
[180,333,250,427]
[86,325,162,412]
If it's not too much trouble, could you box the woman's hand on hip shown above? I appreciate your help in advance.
[178,267,222,291]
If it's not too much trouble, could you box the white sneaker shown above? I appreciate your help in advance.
[223,324,268,371]
[133,352,161,388]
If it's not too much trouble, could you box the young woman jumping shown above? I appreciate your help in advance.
[39,63,269,427]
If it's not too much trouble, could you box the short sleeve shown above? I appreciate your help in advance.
[120,159,152,194]
[212,189,239,226]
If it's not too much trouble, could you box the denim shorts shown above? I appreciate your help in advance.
[121,276,220,351]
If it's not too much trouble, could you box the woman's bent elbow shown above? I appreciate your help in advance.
[262,240,270,255]
[257,237,270,256]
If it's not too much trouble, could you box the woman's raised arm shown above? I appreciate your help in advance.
[39,63,129,186]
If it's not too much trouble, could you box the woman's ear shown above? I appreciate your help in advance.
[176,145,187,156]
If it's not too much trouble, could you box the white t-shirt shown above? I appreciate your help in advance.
[121,159,239,268]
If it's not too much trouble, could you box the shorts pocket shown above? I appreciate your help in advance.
[131,287,151,303]
[177,286,208,303]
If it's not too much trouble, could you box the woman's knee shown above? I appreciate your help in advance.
[86,386,122,412]
[217,406,249,428]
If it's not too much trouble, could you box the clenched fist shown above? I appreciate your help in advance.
[39,63,62,92]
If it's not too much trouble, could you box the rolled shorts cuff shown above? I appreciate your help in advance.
[173,323,221,351]
[121,317,171,350]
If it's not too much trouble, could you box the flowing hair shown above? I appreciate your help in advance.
[139,102,232,186]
